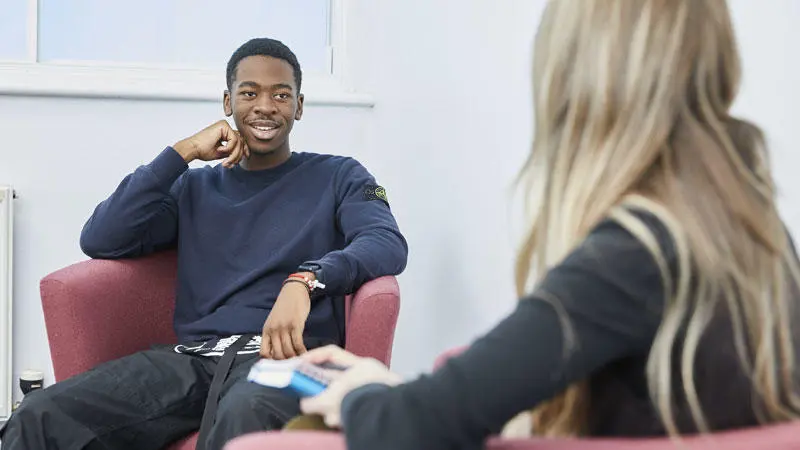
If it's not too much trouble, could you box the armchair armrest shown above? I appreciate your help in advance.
[40,251,179,381]
[225,422,800,450]
[222,433,559,450]
[344,276,400,366]
[224,432,345,450]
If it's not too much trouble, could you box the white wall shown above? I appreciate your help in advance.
[728,0,800,227]
[1,0,799,403]
[352,0,543,375]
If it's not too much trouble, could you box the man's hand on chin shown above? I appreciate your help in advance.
[260,280,311,360]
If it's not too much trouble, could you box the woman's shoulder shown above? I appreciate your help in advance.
[563,208,676,278]
[589,209,674,253]
[531,208,674,335]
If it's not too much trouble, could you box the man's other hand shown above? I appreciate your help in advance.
[172,120,250,168]
[260,282,311,359]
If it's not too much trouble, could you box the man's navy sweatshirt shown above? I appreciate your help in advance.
[80,147,408,345]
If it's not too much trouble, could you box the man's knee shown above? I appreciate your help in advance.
[203,384,299,449]
[217,384,300,427]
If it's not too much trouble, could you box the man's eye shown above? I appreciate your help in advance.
[240,91,256,98]
[275,93,290,100]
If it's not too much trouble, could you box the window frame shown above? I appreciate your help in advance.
[0,0,372,106]
[0,186,12,422]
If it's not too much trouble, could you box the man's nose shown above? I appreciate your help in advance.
[254,95,278,114]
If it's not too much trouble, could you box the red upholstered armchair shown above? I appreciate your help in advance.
[39,250,401,450]
[222,346,800,449]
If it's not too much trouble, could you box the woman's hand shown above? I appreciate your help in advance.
[299,345,403,428]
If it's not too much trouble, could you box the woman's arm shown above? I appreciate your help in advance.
[340,219,671,450]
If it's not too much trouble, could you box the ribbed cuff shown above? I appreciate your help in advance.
[304,254,349,294]
[148,147,189,187]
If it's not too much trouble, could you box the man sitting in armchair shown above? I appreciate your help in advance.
[0,37,407,450]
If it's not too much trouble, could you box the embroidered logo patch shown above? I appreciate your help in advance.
[364,184,389,205]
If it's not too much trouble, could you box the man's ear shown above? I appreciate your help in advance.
[295,93,304,121]
[223,90,233,116]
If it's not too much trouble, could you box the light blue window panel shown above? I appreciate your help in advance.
[0,0,29,61]
[38,0,331,73]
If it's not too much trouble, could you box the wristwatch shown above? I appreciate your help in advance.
[297,262,324,285]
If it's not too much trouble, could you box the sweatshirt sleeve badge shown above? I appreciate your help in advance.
[363,184,389,206]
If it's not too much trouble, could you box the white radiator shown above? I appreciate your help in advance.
[0,186,13,421]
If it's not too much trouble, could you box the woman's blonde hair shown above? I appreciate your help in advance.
[515,0,800,436]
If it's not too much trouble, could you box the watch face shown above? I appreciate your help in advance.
[299,263,321,272]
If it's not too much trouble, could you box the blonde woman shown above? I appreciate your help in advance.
[298,0,800,447]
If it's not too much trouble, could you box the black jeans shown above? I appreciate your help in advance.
[0,348,301,450]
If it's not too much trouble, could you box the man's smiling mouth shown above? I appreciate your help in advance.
[248,120,281,140]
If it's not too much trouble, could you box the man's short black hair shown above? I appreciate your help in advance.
[226,38,302,92]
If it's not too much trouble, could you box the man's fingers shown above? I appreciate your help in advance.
[218,120,236,140]
[227,139,249,168]
[215,135,234,156]
[217,142,234,166]
[224,133,248,168]
[215,122,235,151]
[291,327,307,355]
[280,330,297,358]
[222,134,240,167]
[260,334,272,359]
[270,332,286,360]
[215,128,246,168]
